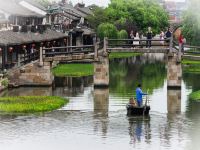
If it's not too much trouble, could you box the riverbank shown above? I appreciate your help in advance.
[0,96,68,114]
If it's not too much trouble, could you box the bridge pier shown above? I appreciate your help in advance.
[167,54,182,89]
[94,56,109,88]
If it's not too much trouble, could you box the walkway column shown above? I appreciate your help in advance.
[167,55,182,89]
[94,56,109,88]
[39,47,43,66]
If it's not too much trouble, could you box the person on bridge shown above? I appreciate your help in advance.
[165,28,172,43]
[146,27,153,48]
[136,84,147,107]
[178,33,184,54]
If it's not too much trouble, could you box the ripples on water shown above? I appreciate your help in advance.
[0,54,200,150]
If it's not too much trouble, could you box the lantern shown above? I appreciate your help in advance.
[22,45,26,49]
[9,47,13,53]
[32,44,35,47]
[0,48,2,52]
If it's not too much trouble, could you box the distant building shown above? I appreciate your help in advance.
[162,0,187,23]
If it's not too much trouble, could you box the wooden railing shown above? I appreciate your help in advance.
[104,37,171,53]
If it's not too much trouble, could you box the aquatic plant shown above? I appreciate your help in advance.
[52,64,94,77]
[189,91,200,101]
[109,52,141,59]
[182,59,200,74]
[0,96,68,113]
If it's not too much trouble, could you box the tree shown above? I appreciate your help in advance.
[97,23,118,40]
[87,0,169,35]
[182,0,200,45]
[86,6,108,31]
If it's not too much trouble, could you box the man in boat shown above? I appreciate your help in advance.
[136,84,147,107]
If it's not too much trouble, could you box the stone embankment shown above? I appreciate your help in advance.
[8,61,53,87]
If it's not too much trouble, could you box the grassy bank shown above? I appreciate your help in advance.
[182,59,200,74]
[0,96,68,113]
[109,52,141,59]
[52,64,94,77]
[189,91,200,101]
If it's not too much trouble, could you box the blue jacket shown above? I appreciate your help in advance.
[136,87,147,102]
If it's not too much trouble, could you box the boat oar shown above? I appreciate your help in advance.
[143,89,149,116]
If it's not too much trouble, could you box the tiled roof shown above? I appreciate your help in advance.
[0,29,68,46]
[0,0,44,17]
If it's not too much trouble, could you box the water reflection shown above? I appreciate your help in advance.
[128,116,151,145]
[167,89,181,114]
[110,53,167,98]
[93,88,109,137]
[53,76,93,97]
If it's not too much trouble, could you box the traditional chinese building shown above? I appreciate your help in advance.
[0,0,69,71]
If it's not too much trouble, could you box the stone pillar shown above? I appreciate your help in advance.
[167,55,182,89]
[94,56,109,88]
[103,37,108,53]
[167,89,181,113]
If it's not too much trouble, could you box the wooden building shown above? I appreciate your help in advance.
[0,0,69,71]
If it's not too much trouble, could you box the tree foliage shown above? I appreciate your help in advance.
[97,23,118,40]
[182,0,200,46]
[87,0,169,36]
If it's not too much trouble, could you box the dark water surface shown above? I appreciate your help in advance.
[0,54,200,150]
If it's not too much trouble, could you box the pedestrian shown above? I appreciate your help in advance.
[146,27,153,48]
[178,33,184,53]
[136,84,147,107]
[160,31,165,46]
[130,30,134,47]
[165,27,172,43]
[133,32,140,47]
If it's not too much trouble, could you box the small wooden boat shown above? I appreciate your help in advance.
[126,104,150,116]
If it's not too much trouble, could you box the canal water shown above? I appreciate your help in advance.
[0,54,200,150]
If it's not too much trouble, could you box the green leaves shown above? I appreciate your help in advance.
[88,0,169,35]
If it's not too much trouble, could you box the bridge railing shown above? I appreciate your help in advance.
[39,43,101,63]
[19,51,39,65]
[104,38,171,52]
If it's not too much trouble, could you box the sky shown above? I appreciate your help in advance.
[69,0,186,7]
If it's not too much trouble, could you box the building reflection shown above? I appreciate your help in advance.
[53,76,93,97]
[128,116,151,145]
[93,88,109,137]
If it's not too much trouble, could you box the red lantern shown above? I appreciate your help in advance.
[0,48,2,52]
[22,45,26,49]
[9,47,13,53]
[32,44,35,47]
